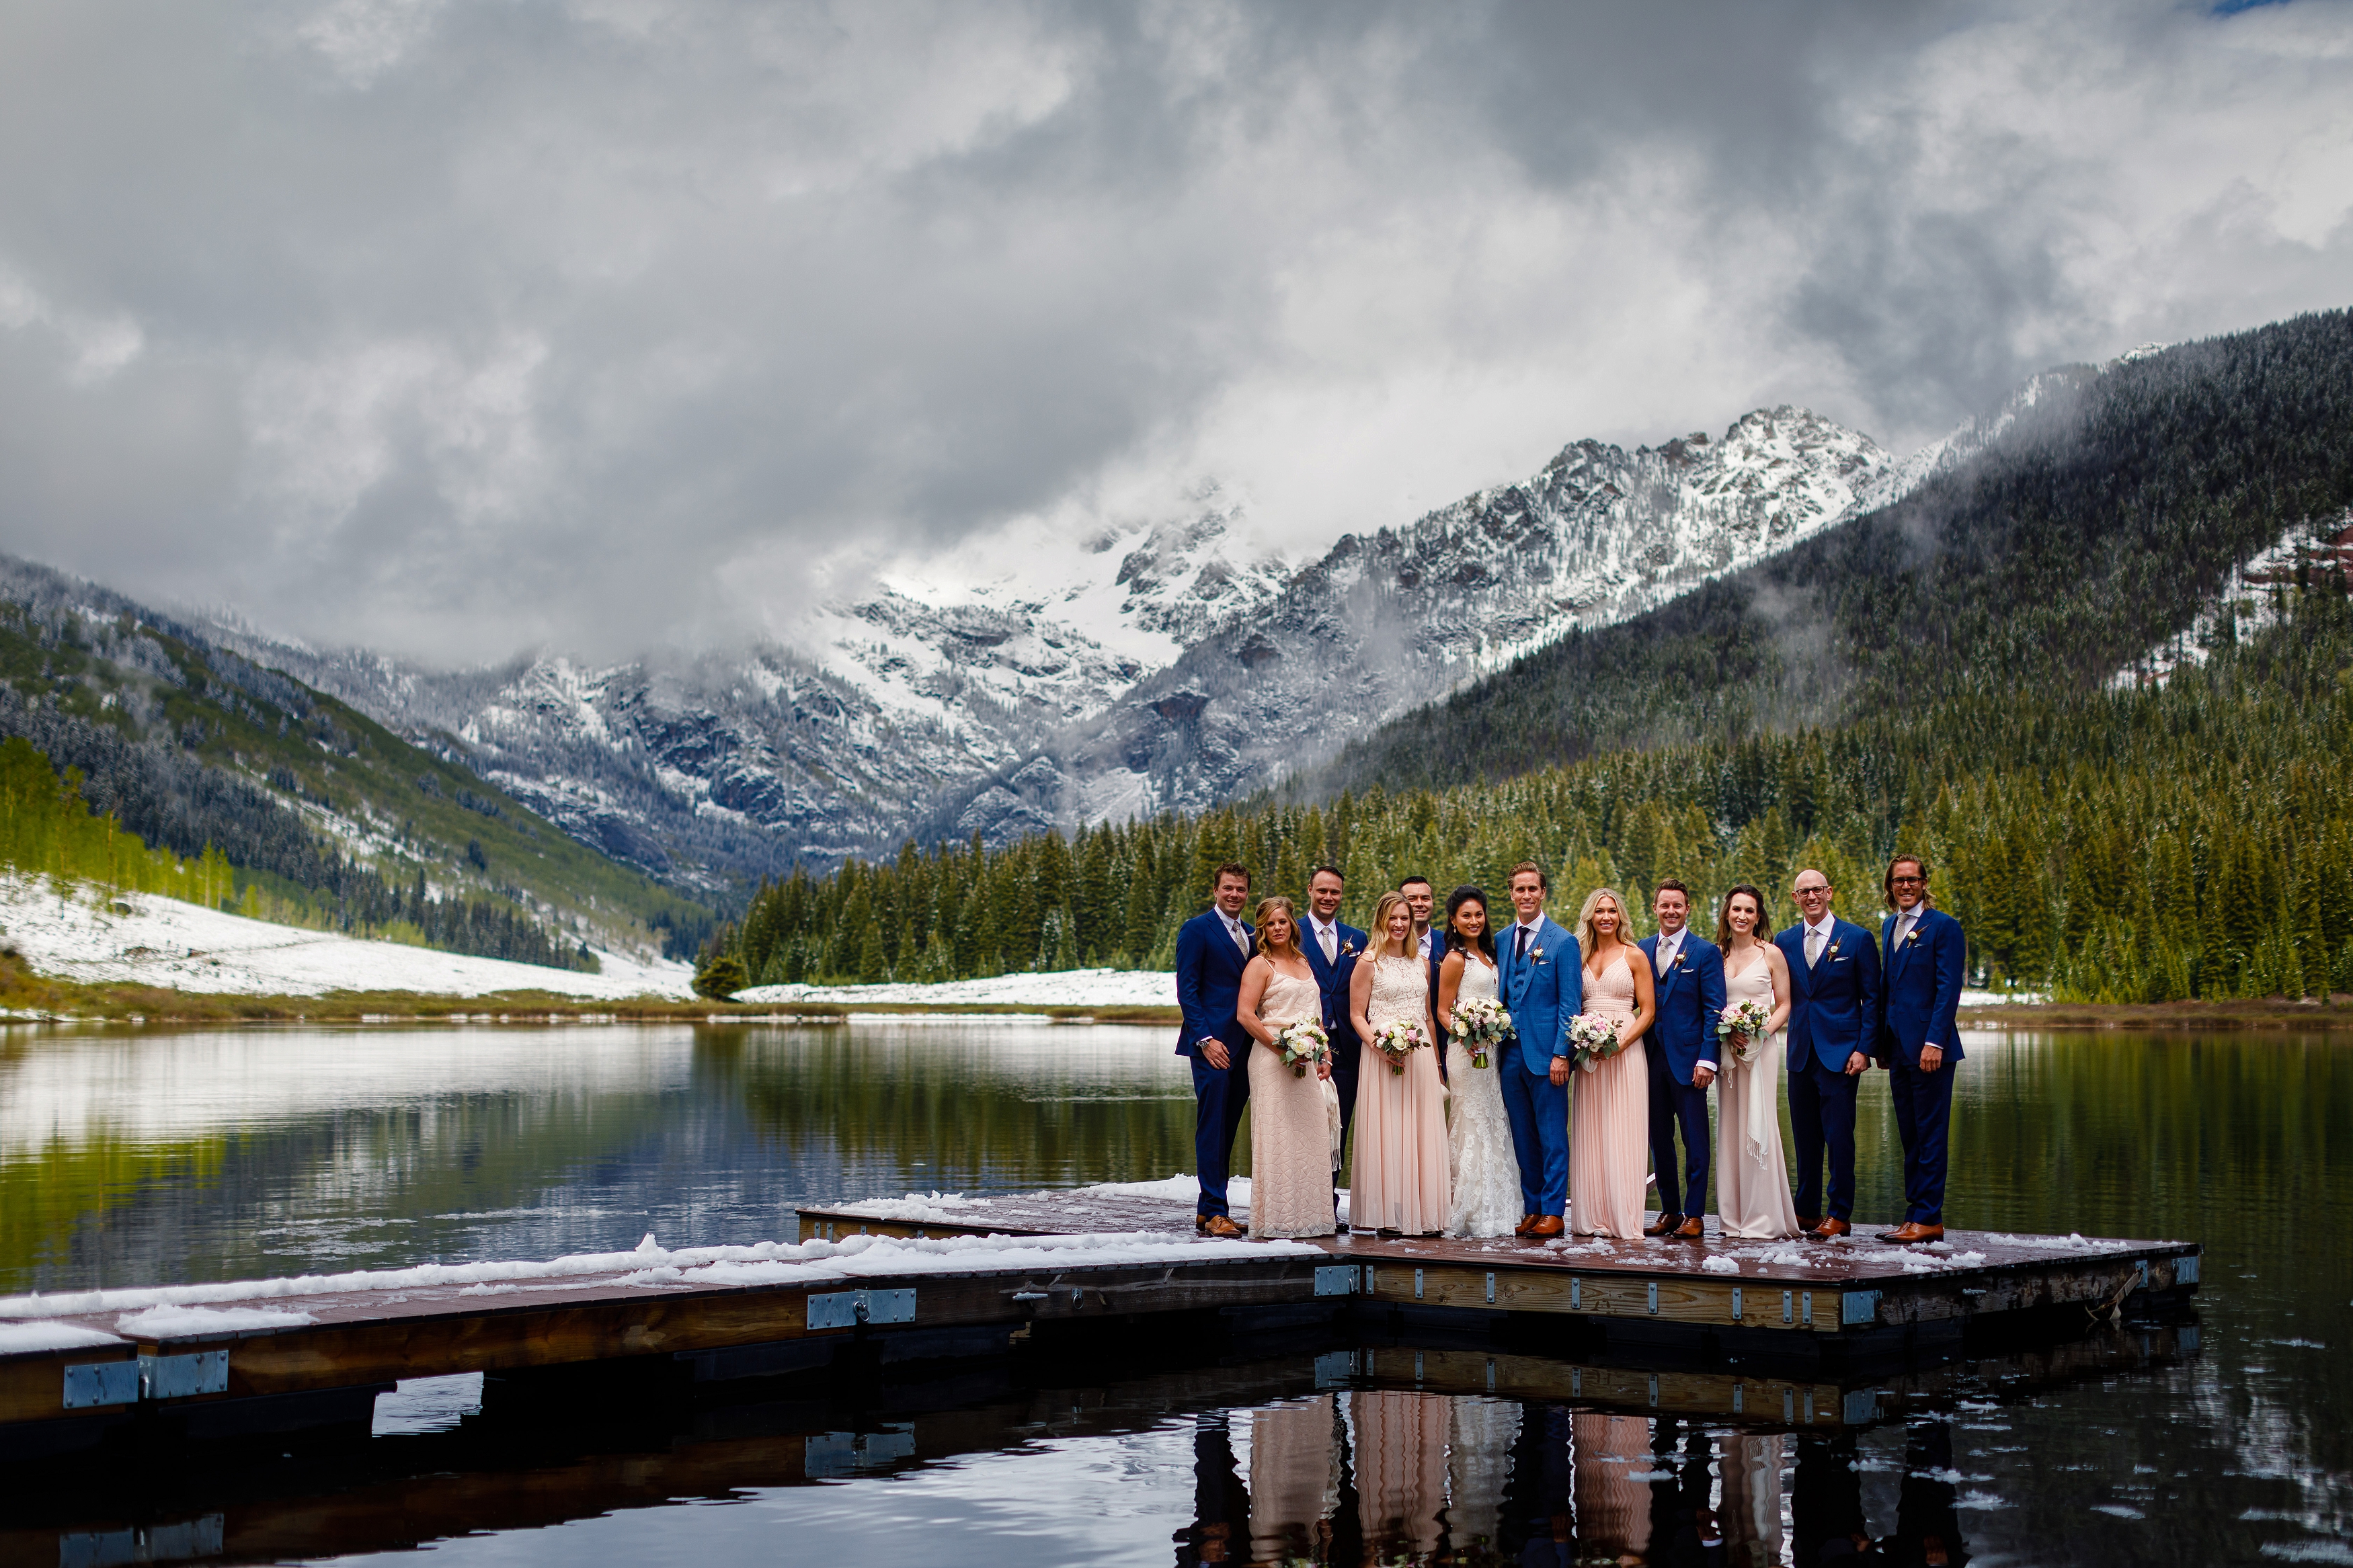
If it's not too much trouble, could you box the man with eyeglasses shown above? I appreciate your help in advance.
[1874,855,1966,1244]
[1773,868,1882,1240]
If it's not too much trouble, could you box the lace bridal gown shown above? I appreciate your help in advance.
[1445,955,1521,1237]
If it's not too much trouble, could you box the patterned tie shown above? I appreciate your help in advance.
[1230,918,1249,959]
[1806,924,1825,968]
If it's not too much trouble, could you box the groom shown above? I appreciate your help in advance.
[1639,879,1725,1241]
[1875,854,1966,1244]
[1499,860,1582,1239]
[1775,867,1883,1241]
[1174,862,1255,1237]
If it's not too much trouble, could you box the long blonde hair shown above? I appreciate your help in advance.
[1252,895,1300,959]
[1367,891,1416,960]
[1577,886,1631,959]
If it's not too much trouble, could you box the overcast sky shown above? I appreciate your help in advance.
[1,0,2348,663]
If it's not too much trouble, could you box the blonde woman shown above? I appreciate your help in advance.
[1236,897,1337,1238]
[1347,891,1449,1235]
[1714,885,1800,1238]
[1567,887,1657,1237]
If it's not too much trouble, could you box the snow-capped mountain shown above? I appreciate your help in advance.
[194,405,1917,878]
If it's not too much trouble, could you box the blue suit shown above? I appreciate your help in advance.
[1499,916,1583,1218]
[1174,907,1254,1220]
[1638,932,1726,1223]
[1879,905,1966,1225]
[1774,917,1882,1223]
[1302,918,1367,1142]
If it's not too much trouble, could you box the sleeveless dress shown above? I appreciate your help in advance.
[1444,954,1521,1237]
[1568,948,1650,1237]
[1714,949,1801,1238]
[1247,968,1339,1237]
[1352,954,1449,1234]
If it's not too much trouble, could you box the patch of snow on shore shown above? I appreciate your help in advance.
[0,874,694,1001]
[737,968,1174,1009]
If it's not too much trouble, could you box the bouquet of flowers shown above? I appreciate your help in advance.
[1567,1012,1624,1073]
[1715,998,1772,1066]
[1370,1018,1427,1077]
[1273,1020,1330,1079]
[1447,996,1513,1070]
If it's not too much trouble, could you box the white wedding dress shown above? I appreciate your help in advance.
[1445,954,1521,1237]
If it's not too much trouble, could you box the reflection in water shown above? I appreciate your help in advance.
[1186,1393,1835,1567]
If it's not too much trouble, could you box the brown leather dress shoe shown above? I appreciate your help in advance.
[1526,1215,1566,1239]
[1797,1216,1821,1235]
[1672,1216,1706,1239]
[1642,1212,1683,1237]
[1805,1217,1851,1240]
[1514,1214,1539,1237]
[1876,1222,1946,1244]
[1199,1214,1245,1239]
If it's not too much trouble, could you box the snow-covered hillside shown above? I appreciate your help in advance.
[2110,509,2353,689]
[0,876,694,1001]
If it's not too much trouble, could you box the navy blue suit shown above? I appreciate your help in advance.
[1301,917,1367,1142]
[1638,932,1726,1223]
[1174,907,1254,1220]
[1774,917,1882,1223]
[1879,905,1966,1224]
[1500,916,1583,1218]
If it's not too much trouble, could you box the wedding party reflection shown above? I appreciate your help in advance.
[1175,1390,1970,1567]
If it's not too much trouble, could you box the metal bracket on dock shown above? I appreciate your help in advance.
[141,1352,229,1401]
[807,1288,917,1330]
[62,1361,141,1409]
[1312,1265,1359,1297]
[1840,1290,1880,1327]
[2175,1255,2200,1285]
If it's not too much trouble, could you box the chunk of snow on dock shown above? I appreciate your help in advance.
[1698,1255,1742,1274]
[116,1305,319,1335]
[0,1321,124,1353]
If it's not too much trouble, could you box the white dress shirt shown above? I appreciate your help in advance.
[1310,915,1341,964]
[1220,911,1250,958]
[1802,913,1837,966]
[1653,927,1685,976]
[1892,905,1923,949]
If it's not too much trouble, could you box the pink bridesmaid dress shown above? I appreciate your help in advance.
[1568,947,1650,1237]
[1351,954,1450,1234]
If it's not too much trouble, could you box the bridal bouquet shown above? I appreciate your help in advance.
[1370,1019,1428,1077]
[1716,999,1772,1066]
[1447,996,1513,1070]
[1567,1012,1624,1073]
[1274,1020,1330,1079]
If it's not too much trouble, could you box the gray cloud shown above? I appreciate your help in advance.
[0,0,2347,662]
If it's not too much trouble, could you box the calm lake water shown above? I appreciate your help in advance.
[1,1019,2348,1565]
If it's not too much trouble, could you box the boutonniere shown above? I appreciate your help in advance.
[1672,952,1687,969]
[1530,946,1546,962]
[1903,928,1921,946]
[1827,941,1841,958]
[1339,940,1359,958]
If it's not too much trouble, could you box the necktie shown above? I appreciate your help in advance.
[1655,938,1673,977]
[1515,925,1529,964]
[1231,920,1250,958]
[1806,925,1825,967]
[1320,924,1337,962]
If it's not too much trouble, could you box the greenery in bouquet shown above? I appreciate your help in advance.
[1715,999,1772,1065]
[1274,1020,1330,1079]
[1371,1018,1427,1077]
[1447,995,1513,1069]
[1566,1012,1622,1073]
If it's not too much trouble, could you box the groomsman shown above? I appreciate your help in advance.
[1639,880,1726,1240]
[1774,868,1882,1240]
[1499,861,1583,1239]
[1300,865,1366,1146]
[1174,862,1255,1237]
[1875,855,1966,1244]
[1400,876,1439,960]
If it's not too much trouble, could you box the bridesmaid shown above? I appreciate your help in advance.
[1236,897,1338,1238]
[1348,891,1449,1235]
[1714,884,1801,1238]
[1568,886,1656,1238]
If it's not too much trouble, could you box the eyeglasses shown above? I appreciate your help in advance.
[1890,876,1924,886]
[1794,886,1831,898]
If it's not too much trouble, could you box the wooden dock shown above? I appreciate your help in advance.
[0,1190,2198,1461]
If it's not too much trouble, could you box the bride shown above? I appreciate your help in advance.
[1435,886,1519,1237]
[1714,883,1800,1238]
